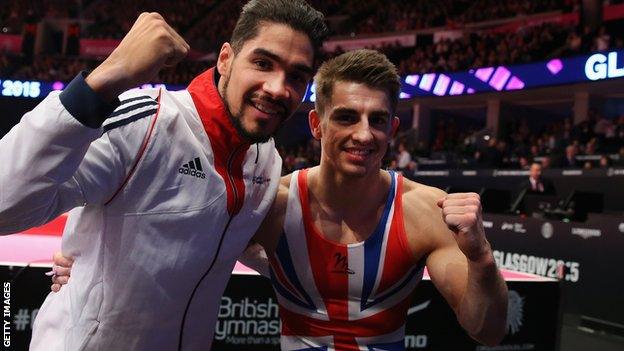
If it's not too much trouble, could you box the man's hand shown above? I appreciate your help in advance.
[86,12,190,102]
[437,193,490,262]
[435,192,507,346]
[48,252,73,292]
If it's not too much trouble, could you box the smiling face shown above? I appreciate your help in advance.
[309,81,399,177]
[217,22,314,143]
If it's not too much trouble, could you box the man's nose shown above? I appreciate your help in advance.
[352,119,374,143]
[263,73,290,101]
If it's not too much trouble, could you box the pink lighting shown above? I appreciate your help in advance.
[449,81,465,95]
[433,74,451,96]
[489,67,511,91]
[52,81,64,90]
[405,75,420,86]
[546,59,563,75]
[505,76,525,90]
[474,67,494,82]
[419,73,436,91]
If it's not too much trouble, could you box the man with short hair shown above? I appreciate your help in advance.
[246,49,508,349]
[0,0,327,349]
[55,49,509,349]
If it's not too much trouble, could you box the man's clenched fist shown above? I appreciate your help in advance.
[86,12,190,102]
[437,192,490,262]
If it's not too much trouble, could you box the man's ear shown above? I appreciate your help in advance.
[391,116,400,137]
[309,110,322,140]
[217,43,234,77]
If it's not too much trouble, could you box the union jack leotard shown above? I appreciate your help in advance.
[269,169,425,351]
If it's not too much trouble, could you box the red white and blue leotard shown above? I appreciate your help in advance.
[269,169,425,351]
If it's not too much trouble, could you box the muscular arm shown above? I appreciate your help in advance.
[427,240,507,346]
[404,184,508,346]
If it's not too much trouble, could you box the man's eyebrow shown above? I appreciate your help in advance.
[330,107,359,116]
[330,107,391,119]
[252,48,314,75]
[370,110,391,118]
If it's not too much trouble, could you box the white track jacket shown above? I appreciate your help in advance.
[0,68,281,350]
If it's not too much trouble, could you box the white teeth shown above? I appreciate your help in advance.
[252,101,279,115]
[346,149,371,156]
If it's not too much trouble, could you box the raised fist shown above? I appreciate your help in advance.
[86,12,190,102]
[437,192,490,261]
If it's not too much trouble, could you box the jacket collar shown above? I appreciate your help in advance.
[187,67,249,151]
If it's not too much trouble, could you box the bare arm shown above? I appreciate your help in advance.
[238,242,270,277]
[458,250,507,346]
[427,241,507,346]
[432,192,507,346]
[406,187,508,346]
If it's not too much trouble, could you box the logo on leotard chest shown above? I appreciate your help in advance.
[332,252,355,275]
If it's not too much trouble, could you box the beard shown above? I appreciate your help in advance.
[221,73,286,144]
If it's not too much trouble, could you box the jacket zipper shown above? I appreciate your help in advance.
[225,143,246,215]
[178,143,247,351]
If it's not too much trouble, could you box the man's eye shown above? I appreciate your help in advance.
[255,60,271,70]
[371,117,388,125]
[289,73,307,85]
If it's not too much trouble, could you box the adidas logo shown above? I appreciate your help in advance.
[178,157,206,179]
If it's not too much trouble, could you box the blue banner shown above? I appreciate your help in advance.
[303,49,624,101]
[3,50,623,101]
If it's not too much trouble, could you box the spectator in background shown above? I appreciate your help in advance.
[593,25,611,51]
[403,160,418,178]
[541,155,553,169]
[518,155,530,169]
[396,142,412,171]
[585,138,598,155]
[565,30,582,55]
[519,162,556,195]
[387,159,398,171]
[616,146,624,166]
[599,155,611,168]
[561,144,580,168]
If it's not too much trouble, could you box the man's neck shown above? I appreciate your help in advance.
[308,163,390,218]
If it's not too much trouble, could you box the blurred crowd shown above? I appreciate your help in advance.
[320,0,578,36]
[80,0,218,39]
[331,23,622,76]
[392,111,624,176]
[0,51,208,84]
[1,0,623,82]
[0,0,582,38]
[0,0,81,34]
[1,0,623,176]
[279,112,624,176]
[2,20,620,83]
